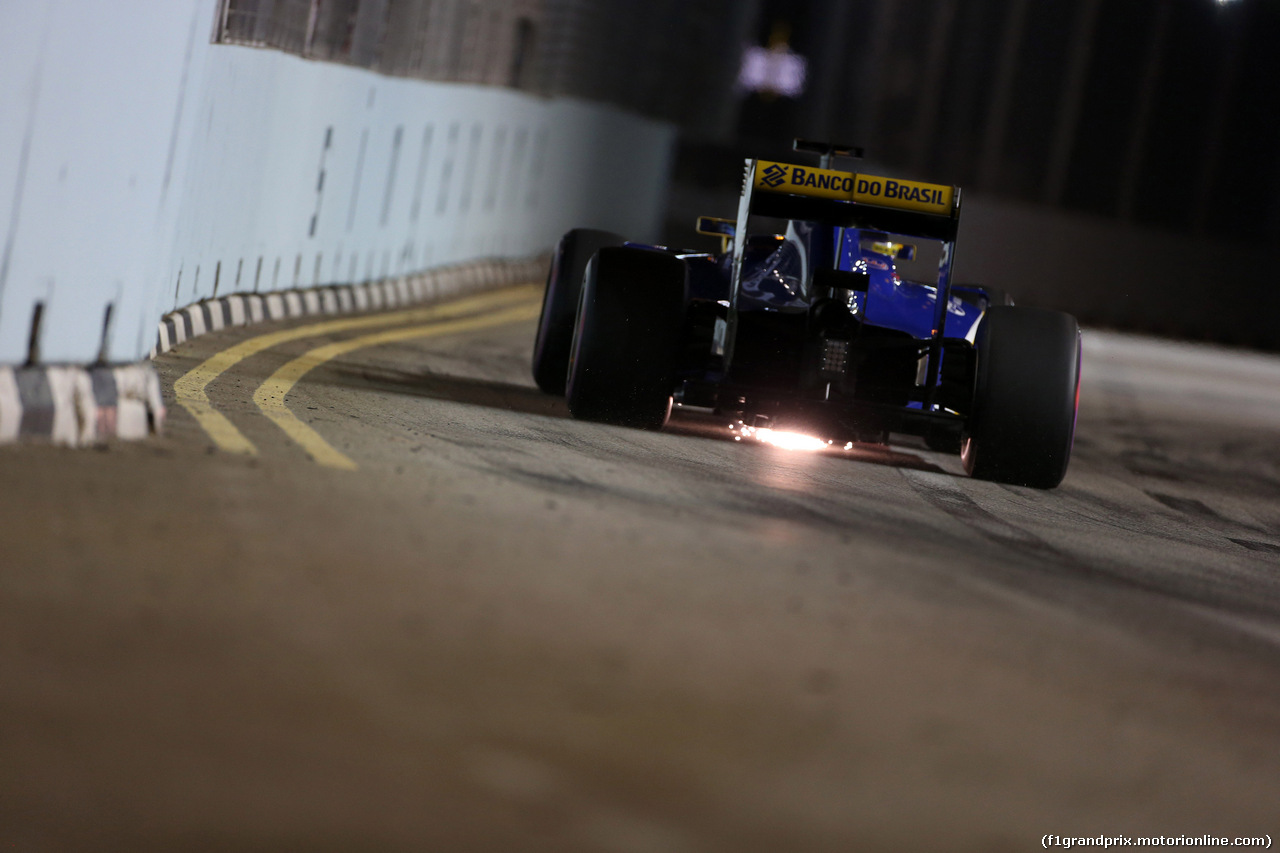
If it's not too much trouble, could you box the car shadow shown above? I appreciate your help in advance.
[314,360,570,418]
[310,360,951,476]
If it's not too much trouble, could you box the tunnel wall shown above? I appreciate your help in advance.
[0,0,675,365]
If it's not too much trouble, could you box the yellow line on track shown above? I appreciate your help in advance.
[172,285,540,456]
[253,301,541,470]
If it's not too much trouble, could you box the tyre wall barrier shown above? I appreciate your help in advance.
[0,0,675,368]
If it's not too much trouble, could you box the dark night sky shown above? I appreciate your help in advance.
[731,0,1280,243]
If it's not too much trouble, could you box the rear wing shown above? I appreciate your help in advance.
[746,159,961,241]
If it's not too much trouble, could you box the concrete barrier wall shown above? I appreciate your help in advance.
[955,198,1279,349]
[0,0,675,365]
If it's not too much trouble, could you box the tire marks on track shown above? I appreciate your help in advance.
[899,468,1280,655]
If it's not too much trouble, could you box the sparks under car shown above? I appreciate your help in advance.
[532,140,1081,489]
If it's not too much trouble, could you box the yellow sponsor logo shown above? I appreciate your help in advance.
[852,174,953,215]
[754,160,954,216]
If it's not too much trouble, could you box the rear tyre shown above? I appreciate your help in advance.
[924,431,963,454]
[532,228,624,395]
[566,247,686,430]
[961,306,1081,489]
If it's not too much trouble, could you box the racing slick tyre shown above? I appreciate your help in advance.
[924,430,963,454]
[961,306,1081,489]
[532,228,625,395]
[566,247,686,430]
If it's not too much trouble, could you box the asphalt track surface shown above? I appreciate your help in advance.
[3,282,1279,850]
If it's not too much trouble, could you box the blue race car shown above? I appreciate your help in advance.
[532,140,1081,488]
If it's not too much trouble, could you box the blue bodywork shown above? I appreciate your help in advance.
[635,226,984,343]
[732,224,983,342]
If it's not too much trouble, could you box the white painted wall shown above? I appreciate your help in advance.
[0,0,676,364]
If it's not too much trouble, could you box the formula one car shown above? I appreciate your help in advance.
[532,140,1081,488]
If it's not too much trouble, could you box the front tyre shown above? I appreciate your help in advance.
[532,228,624,395]
[566,247,686,430]
[961,306,1081,489]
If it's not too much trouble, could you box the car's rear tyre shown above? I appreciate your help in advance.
[532,228,624,395]
[566,247,686,430]
[961,306,1080,489]
[924,431,963,454]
